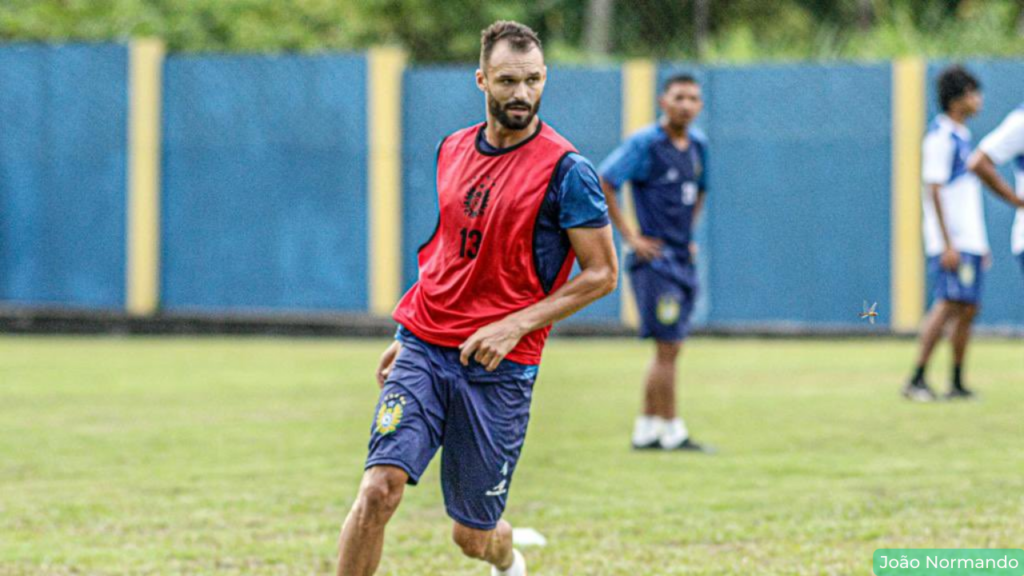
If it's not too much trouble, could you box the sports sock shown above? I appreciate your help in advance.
[911,364,925,384]
[492,549,526,576]
[632,415,665,446]
[952,364,963,389]
[659,418,689,449]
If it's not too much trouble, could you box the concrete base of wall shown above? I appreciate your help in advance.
[3,307,1021,340]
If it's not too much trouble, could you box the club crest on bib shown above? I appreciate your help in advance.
[464,176,494,218]
[375,393,407,435]
[657,294,681,325]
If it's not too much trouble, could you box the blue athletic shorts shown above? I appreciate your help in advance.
[1018,253,1024,284]
[365,326,538,531]
[627,249,698,342]
[927,252,985,305]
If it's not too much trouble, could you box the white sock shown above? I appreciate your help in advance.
[492,549,526,576]
[632,415,666,446]
[659,418,689,449]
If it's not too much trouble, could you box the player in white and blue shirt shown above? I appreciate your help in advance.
[970,103,1024,276]
[599,74,709,452]
[907,66,1013,401]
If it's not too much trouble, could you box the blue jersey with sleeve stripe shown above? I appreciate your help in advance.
[470,131,609,292]
[598,123,707,255]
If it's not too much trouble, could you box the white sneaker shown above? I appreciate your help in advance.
[491,549,526,576]
[632,415,665,449]
[658,418,689,449]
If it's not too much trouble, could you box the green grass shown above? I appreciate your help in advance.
[1,335,1022,575]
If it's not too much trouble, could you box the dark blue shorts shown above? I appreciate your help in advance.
[365,326,538,531]
[1018,253,1024,282]
[627,250,698,342]
[928,252,985,305]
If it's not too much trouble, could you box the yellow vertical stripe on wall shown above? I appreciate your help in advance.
[891,57,926,333]
[126,38,165,316]
[619,59,657,328]
[368,46,406,316]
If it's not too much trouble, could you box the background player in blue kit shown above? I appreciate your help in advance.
[598,75,710,452]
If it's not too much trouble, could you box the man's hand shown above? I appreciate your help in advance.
[689,242,699,259]
[376,340,402,388]
[628,234,663,262]
[940,247,960,271]
[459,318,527,372]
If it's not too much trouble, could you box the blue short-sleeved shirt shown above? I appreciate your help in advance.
[475,131,609,229]
[476,129,610,292]
[598,123,707,256]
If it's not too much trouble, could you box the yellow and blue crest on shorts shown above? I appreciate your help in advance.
[375,393,407,435]
[656,294,681,325]
[958,261,976,287]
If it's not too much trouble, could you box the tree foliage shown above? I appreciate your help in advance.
[0,0,1021,62]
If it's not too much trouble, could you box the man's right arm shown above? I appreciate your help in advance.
[376,339,401,387]
[600,178,662,261]
[598,135,662,261]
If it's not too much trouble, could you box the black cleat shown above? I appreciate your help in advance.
[631,439,662,450]
[662,438,716,454]
[902,379,936,402]
[945,386,975,400]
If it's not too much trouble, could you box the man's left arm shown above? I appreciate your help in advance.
[459,155,618,371]
[459,225,618,371]
[690,140,708,258]
[689,192,706,259]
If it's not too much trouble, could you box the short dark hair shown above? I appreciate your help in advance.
[662,73,699,94]
[480,21,542,70]
[937,65,980,112]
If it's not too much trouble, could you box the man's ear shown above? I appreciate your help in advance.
[475,68,486,93]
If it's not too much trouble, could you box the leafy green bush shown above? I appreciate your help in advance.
[0,0,1021,63]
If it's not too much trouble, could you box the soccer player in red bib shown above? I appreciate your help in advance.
[335,21,618,576]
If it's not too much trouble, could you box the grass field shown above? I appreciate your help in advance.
[1,335,1022,575]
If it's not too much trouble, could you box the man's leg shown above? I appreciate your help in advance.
[632,340,680,448]
[905,300,951,401]
[643,340,682,419]
[915,300,951,368]
[452,520,525,575]
[337,465,409,576]
[948,302,978,397]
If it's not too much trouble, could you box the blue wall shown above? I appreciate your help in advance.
[400,65,622,323]
[699,63,893,326]
[926,60,1024,329]
[0,44,127,309]
[400,65,481,294]
[2,43,1021,331]
[161,53,368,312]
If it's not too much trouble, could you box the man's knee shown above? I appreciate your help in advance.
[931,300,951,318]
[655,340,682,363]
[355,466,407,524]
[452,522,493,560]
[945,301,978,322]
